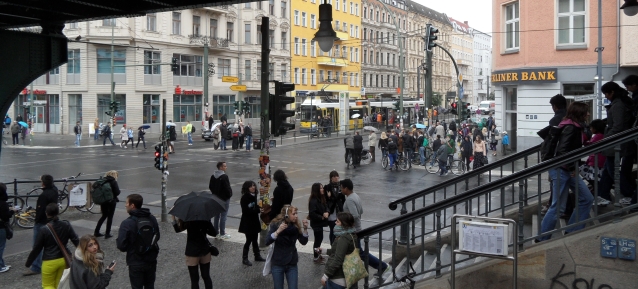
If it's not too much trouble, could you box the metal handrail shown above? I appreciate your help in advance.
[388,144,542,210]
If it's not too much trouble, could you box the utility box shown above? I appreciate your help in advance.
[253,139,261,149]
[269,140,276,148]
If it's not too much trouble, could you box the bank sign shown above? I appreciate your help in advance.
[491,68,558,84]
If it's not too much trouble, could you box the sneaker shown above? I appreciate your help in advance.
[0,266,10,273]
[619,197,632,206]
[595,196,611,206]
[22,269,39,276]
[377,264,392,278]
[219,234,231,240]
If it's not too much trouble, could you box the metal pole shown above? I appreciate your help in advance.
[596,0,603,119]
[426,50,433,111]
[110,24,115,124]
[204,40,209,123]
[161,99,167,222]
[29,82,34,145]
[259,16,270,247]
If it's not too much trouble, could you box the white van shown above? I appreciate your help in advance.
[479,101,495,115]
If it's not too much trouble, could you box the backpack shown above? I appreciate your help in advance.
[191,125,196,133]
[422,137,429,147]
[539,125,565,161]
[91,177,113,205]
[131,216,159,255]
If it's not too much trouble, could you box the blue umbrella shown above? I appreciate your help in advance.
[18,121,28,128]
[415,123,426,129]
[138,124,151,130]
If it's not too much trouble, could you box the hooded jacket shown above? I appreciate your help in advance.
[116,208,160,266]
[26,217,79,266]
[343,135,354,149]
[604,96,636,157]
[324,182,345,215]
[35,185,59,224]
[104,176,121,202]
[70,248,113,289]
[269,179,294,220]
[556,119,586,170]
[209,170,232,201]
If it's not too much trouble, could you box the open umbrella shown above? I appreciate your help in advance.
[351,113,361,119]
[18,121,28,128]
[166,122,176,127]
[138,124,151,130]
[169,191,227,222]
[363,126,378,132]
[415,123,426,129]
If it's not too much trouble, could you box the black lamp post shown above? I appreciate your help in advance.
[313,1,338,52]
[621,0,638,16]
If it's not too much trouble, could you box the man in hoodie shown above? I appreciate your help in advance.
[209,162,233,239]
[116,194,160,289]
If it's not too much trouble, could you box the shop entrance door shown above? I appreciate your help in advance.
[33,106,46,132]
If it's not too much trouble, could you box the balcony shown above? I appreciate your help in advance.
[317,56,348,67]
[456,58,470,66]
[188,35,230,49]
[381,21,396,30]
[335,29,349,41]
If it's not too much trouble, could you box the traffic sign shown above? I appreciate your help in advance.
[230,85,247,92]
[222,76,239,83]
[574,94,597,101]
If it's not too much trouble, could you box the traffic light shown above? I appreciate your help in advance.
[392,101,400,111]
[233,101,240,114]
[270,81,295,136]
[425,24,439,52]
[242,101,250,114]
[450,102,457,115]
[171,57,178,73]
[154,145,163,170]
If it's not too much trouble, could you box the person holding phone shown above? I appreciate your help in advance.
[266,205,309,289]
[70,234,115,289]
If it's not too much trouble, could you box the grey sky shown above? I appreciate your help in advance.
[413,0,493,34]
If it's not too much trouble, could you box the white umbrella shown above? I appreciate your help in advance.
[351,114,361,119]
[363,126,378,132]
[166,122,176,127]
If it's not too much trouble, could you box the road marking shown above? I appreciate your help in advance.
[147,196,180,205]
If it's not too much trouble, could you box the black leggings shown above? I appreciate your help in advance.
[242,232,259,257]
[95,201,116,234]
[312,226,324,258]
[328,220,336,245]
[188,262,212,289]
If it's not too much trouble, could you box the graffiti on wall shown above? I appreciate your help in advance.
[550,264,612,289]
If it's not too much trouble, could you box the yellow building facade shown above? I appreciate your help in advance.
[290,0,362,108]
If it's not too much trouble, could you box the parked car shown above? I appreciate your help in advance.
[201,121,234,141]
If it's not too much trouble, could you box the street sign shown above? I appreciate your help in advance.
[222,76,239,83]
[618,238,636,261]
[361,87,366,95]
[230,85,247,92]
[574,94,597,101]
[458,74,463,82]
[459,86,464,100]
[601,237,618,258]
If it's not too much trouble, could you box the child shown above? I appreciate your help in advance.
[579,119,609,205]
[501,131,510,155]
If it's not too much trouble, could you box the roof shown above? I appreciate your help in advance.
[405,0,452,27]
[0,0,248,29]
[448,17,473,35]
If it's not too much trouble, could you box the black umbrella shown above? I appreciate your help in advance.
[169,191,227,222]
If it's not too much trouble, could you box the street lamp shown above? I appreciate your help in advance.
[313,2,338,52]
[621,0,638,16]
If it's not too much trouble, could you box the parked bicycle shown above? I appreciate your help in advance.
[6,197,36,229]
[425,155,466,176]
[381,151,409,171]
[26,172,97,214]
[346,149,373,168]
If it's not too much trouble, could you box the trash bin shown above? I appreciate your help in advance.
[269,140,276,148]
[253,139,261,149]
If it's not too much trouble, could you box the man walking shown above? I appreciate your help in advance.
[23,174,58,276]
[353,131,363,167]
[368,130,377,162]
[209,161,232,239]
[185,121,193,146]
[116,194,160,289]
[340,179,390,282]
[74,121,82,147]
[344,133,355,167]
[10,121,20,145]
[102,122,115,146]
[220,121,228,150]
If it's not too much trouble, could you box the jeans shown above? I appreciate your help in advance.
[439,162,447,175]
[213,199,230,235]
[75,133,82,146]
[94,129,100,140]
[404,150,412,168]
[245,135,253,150]
[95,201,117,235]
[598,156,636,201]
[12,133,18,145]
[31,223,44,273]
[272,264,299,289]
[324,280,346,289]
[129,262,157,289]
[0,227,6,267]
[419,146,426,165]
[356,238,384,271]
[136,136,146,148]
[538,168,593,241]
[187,132,193,144]
[388,152,397,168]
[221,138,227,150]
[103,134,114,145]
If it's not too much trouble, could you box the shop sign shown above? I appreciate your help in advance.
[491,69,558,84]
[21,89,47,95]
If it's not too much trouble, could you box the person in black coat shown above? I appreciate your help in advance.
[219,121,228,150]
[238,181,265,266]
[307,183,329,264]
[323,171,345,244]
[265,205,309,289]
[94,171,121,239]
[207,115,214,131]
[243,123,253,151]
[26,174,59,275]
[183,220,217,289]
[353,131,363,166]
[460,135,473,171]
[0,183,15,272]
[269,170,294,221]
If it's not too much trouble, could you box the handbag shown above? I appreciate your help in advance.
[206,238,219,256]
[260,204,272,225]
[262,243,275,276]
[46,223,73,269]
[343,234,369,288]
[172,216,185,233]
[57,268,71,289]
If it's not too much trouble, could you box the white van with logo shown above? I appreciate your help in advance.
[479,101,495,115]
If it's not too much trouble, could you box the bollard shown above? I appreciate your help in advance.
[281,134,283,145]
[293,132,296,142]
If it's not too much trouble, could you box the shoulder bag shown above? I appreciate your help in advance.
[262,243,275,276]
[343,234,369,288]
[46,223,73,269]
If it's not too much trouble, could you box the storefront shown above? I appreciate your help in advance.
[173,86,203,124]
[15,89,60,133]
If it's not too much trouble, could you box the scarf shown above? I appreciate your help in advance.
[333,225,356,237]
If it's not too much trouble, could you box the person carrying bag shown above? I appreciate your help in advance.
[321,212,367,289]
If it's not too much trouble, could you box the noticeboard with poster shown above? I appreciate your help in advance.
[68,183,88,207]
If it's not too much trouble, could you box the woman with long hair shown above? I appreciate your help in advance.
[266,205,309,289]
[238,181,265,266]
[94,170,121,239]
[473,134,487,170]
[70,235,115,289]
[320,212,357,289]
[307,183,329,264]
[537,102,594,242]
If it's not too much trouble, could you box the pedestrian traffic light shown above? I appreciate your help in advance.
[393,101,400,111]
[233,101,240,114]
[270,81,295,136]
[171,57,178,73]
[154,145,163,170]
[425,24,439,52]
[242,101,250,113]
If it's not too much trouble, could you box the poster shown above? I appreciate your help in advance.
[459,221,508,256]
[68,183,88,207]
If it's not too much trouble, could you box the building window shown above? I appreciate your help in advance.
[213,95,237,119]
[245,23,251,44]
[173,94,203,122]
[302,39,307,56]
[294,68,300,84]
[257,61,262,81]
[257,25,262,44]
[172,12,181,35]
[67,49,81,84]
[282,32,287,49]
[343,1,346,12]
[363,49,367,63]
[193,16,201,36]
[143,94,160,123]
[210,19,218,37]
[294,10,299,25]
[355,73,359,86]
[281,64,288,82]
[328,71,333,82]
[335,20,340,31]
[97,49,125,84]
[245,2,251,8]
[269,62,275,81]
[350,2,354,14]
[355,48,358,62]
[311,69,316,85]
[363,6,367,18]
[350,72,354,86]
[245,60,251,81]
[294,37,299,54]
[505,2,519,50]
[281,1,287,18]
[258,1,262,9]
[97,94,126,124]
[269,29,275,48]
[144,51,161,76]
[558,0,586,44]
[147,14,156,31]
[350,47,353,61]
[311,40,316,57]
[302,68,307,85]
[311,14,316,29]
[363,73,366,86]
[302,12,307,27]
[319,70,325,82]
[269,0,275,15]
[209,57,226,79]
[103,19,116,26]
[355,4,359,15]
[336,0,340,10]
[68,22,78,29]
[227,22,234,42]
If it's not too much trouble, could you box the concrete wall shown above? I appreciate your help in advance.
[417,213,638,289]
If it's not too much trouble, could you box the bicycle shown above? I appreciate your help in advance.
[426,155,466,176]
[410,147,433,166]
[26,173,96,214]
[7,197,36,229]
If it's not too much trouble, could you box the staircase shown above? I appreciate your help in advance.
[358,127,638,289]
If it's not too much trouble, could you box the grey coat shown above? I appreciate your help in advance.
[604,97,635,157]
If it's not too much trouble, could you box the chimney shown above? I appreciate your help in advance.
[464,21,468,25]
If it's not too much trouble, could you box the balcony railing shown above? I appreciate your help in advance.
[188,35,230,48]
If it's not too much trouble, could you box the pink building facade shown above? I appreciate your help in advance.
[491,0,638,151]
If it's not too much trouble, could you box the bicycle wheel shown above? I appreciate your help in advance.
[58,191,70,214]
[451,160,466,176]
[424,147,433,160]
[399,155,409,171]
[28,187,69,214]
[382,155,388,169]
[16,209,35,229]
[426,159,440,174]
[8,196,24,228]
[26,187,43,208]
[361,152,372,165]
[346,153,353,168]
[86,200,100,214]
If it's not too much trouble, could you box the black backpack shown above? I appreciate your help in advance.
[132,216,159,255]
[539,125,565,161]
[191,125,196,133]
[91,177,113,205]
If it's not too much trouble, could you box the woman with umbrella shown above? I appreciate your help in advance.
[136,125,149,149]
[238,181,265,266]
